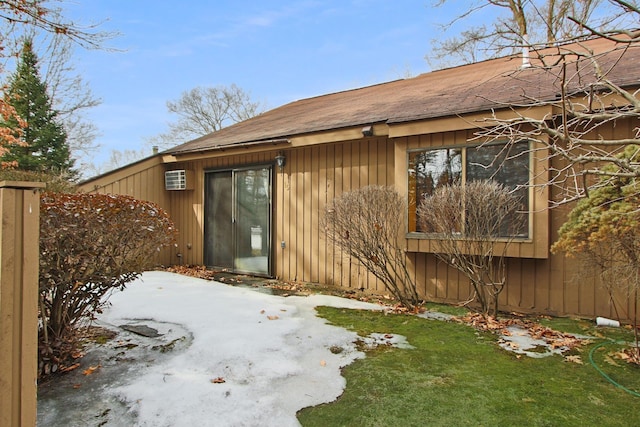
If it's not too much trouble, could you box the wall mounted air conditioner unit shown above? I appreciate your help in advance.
[165,170,194,190]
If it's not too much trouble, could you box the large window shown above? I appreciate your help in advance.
[408,141,530,237]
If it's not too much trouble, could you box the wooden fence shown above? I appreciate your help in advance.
[0,181,44,427]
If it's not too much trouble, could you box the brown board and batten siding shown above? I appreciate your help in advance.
[158,137,394,291]
[78,36,640,321]
[80,127,634,321]
[392,118,638,321]
[80,156,173,265]
[86,156,167,204]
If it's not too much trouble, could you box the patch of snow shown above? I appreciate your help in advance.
[92,271,386,426]
[361,333,416,350]
[498,325,566,358]
[417,311,454,321]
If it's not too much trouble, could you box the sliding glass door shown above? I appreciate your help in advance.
[204,166,272,276]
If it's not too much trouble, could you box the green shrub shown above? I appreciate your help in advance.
[38,192,177,376]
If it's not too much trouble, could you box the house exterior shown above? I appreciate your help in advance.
[80,37,640,321]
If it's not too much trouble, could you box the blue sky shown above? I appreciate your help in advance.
[62,1,476,170]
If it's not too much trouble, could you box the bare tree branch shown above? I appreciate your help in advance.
[417,180,525,317]
[428,0,631,67]
[322,186,421,310]
[0,0,114,50]
[147,84,265,150]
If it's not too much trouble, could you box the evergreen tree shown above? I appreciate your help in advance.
[1,38,75,175]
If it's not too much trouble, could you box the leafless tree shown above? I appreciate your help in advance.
[322,186,421,310]
[458,1,640,332]
[428,0,634,68]
[39,33,102,158]
[0,1,115,171]
[147,84,265,150]
[418,180,526,317]
[83,147,151,177]
[473,4,640,206]
[0,0,112,50]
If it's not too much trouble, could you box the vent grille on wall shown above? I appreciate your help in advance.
[165,170,194,190]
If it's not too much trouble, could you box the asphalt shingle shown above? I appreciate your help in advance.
[169,37,640,155]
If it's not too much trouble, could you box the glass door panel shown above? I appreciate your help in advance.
[204,166,272,276]
[204,171,233,268]
[234,167,270,275]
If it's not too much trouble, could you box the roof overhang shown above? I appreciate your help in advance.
[388,105,554,138]
[166,138,291,162]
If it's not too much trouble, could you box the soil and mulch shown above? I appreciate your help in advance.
[163,264,399,303]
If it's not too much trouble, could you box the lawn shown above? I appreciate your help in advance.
[297,307,640,426]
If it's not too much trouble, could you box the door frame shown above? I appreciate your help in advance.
[203,163,274,277]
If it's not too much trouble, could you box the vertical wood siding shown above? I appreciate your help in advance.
[159,139,394,288]
[0,184,41,427]
[80,160,172,264]
[80,120,639,321]
[271,138,393,289]
[396,125,639,321]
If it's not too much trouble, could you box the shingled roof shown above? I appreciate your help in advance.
[169,37,640,155]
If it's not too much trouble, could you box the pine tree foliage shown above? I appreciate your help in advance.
[1,38,75,175]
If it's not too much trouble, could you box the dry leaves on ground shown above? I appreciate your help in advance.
[82,365,101,376]
[165,265,219,280]
[615,348,640,365]
[454,313,585,352]
[565,355,583,364]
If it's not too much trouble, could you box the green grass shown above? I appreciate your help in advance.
[297,308,640,427]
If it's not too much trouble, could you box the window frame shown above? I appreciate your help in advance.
[406,140,533,243]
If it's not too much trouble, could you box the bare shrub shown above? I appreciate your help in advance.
[418,180,526,317]
[322,185,421,310]
[38,192,177,376]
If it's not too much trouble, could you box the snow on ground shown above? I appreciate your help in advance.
[94,271,386,426]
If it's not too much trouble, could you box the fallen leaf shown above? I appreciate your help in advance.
[616,351,631,361]
[72,384,82,389]
[260,309,265,314]
[320,360,326,367]
[60,363,80,373]
[211,377,226,384]
[565,355,583,364]
[605,354,622,367]
[83,364,101,376]
[267,315,279,320]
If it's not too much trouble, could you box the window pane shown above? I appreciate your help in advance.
[408,148,462,232]
[466,142,529,237]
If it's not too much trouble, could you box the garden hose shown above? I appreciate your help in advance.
[588,340,640,397]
